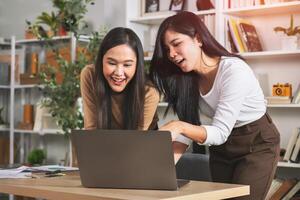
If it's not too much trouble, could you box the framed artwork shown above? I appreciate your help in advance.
[142,0,160,16]
[169,0,185,12]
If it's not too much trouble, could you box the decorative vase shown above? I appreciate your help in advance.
[280,36,298,50]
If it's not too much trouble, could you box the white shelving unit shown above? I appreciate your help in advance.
[126,0,300,173]
[278,161,300,168]
[1,35,77,164]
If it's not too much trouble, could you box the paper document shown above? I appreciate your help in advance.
[0,165,78,179]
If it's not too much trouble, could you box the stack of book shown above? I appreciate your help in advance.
[266,96,292,104]
[227,17,263,53]
[266,178,300,200]
[292,84,300,104]
[282,128,300,163]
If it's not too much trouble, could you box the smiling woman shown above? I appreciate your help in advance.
[80,27,159,131]
[102,44,137,93]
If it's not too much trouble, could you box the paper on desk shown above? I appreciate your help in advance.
[0,166,31,178]
[0,165,78,179]
[30,165,78,172]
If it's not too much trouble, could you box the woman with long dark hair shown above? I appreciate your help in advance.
[150,11,280,200]
[81,27,159,130]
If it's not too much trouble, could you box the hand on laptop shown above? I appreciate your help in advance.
[159,120,184,141]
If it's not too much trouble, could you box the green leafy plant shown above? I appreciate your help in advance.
[40,53,87,134]
[25,20,48,39]
[274,15,300,36]
[53,0,95,34]
[26,0,94,38]
[27,149,46,165]
[84,28,108,62]
[36,11,59,36]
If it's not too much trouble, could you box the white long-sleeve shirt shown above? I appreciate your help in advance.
[176,56,266,146]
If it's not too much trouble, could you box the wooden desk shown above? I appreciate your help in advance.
[0,172,249,200]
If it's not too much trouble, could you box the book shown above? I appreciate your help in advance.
[238,22,263,52]
[283,128,300,161]
[266,178,284,200]
[290,132,300,162]
[292,84,300,104]
[282,181,300,200]
[228,17,246,53]
[270,179,298,200]
[266,96,291,104]
[227,22,238,53]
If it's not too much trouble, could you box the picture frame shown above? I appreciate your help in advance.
[169,0,185,12]
[141,0,160,16]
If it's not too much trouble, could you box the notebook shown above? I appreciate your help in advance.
[71,129,189,190]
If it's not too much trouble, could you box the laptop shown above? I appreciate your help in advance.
[71,129,189,190]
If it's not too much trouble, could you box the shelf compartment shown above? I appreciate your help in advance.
[14,84,42,89]
[277,161,300,168]
[15,36,71,45]
[0,127,9,132]
[14,129,63,135]
[159,102,300,108]
[223,1,300,17]
[0,85,10,89]
[239,49,300,59]
[130,10,216,25]
[267,104,300,108]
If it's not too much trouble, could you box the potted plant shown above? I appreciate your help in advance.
[27,149,46,166]
[52,0,95,35]
[36,11,59,37]
[274,15,300,50]
[26,0,94,38]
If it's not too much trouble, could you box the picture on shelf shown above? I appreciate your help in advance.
[145,0,159,13]
[169,0,185,12]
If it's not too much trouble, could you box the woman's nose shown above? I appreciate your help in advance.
[114,65,124,76]
[169,47,177,59]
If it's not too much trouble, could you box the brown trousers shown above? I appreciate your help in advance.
[209,113,280,200]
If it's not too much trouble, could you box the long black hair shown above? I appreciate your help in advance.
[150,11,238,126]
[94,27,145,129]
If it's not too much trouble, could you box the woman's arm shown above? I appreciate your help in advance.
[160,120,207,164]
[141,86,160,130]
[80,65,98,129]
[160,120,207,144]
[173,141,188,164]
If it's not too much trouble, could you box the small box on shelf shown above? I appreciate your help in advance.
[20,73,41,85]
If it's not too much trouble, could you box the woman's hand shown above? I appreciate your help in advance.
[159,120,184,141]
[160,120,208,144]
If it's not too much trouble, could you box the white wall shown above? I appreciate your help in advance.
[0,0,127,39]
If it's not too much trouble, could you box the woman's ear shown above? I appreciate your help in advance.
[195,34,202,47]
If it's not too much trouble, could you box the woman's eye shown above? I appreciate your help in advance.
[124,63,132,67]
[108,62,116,65]
[173,42,181,47]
